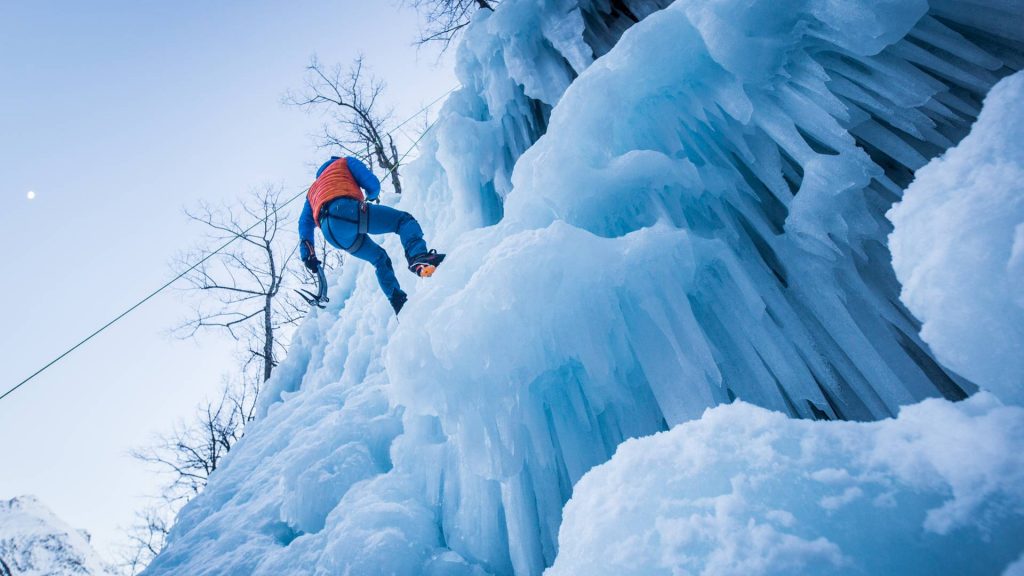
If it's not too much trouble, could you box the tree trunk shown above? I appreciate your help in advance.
[263,239,277,382]
[263,296,274,382]
[388,135,403,194]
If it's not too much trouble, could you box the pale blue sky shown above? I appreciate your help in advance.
[0,0,455,559]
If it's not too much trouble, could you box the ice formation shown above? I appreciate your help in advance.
[890,72,1024,406]
[547,393,1024,576]
[143,0,1024,574]
[0,496,113,576]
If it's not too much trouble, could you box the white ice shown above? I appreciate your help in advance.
[890,71,1024,406]
[547,394,1024,576]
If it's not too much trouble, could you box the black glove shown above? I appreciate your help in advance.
[301,240,320,272]
[368,196,381,205]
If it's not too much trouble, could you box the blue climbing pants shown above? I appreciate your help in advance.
[319,198,428,298]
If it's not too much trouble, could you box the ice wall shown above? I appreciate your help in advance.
[144,0,1024,574]
[400,0,672,239]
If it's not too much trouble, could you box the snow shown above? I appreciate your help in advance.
[1007,554,1024,576]
[546,393,1024,576]
[889,71,1024,406]
[143,0,1023,574]
[0,496,113,576]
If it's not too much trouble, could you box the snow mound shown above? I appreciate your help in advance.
[547,394,1024,576]
[0,496,113,576]
[890,71,1024,406]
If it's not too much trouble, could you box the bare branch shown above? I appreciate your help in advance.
[404,0,498,51]
[286,57,406,194]
[129,184,321,573]
[171,185,315,380]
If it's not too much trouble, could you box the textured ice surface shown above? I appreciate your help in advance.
[144,0,1024,574]
[0,496,113,576]
[398,0,672,237]
[890,71,1024,406]
[547,394,1024,576]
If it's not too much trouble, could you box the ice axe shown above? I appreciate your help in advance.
[297,263,329,309]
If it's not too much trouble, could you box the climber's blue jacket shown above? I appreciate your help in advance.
[299,156,381,260]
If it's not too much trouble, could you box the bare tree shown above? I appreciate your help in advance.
[121,374,261,574]
[130,377,257,500]
[285,57,404,194]
[117,504,171,575]
[175,185,310,382]
[404,0,497,51]
[122,186,328,573]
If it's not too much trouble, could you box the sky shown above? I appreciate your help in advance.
[0,0,456,562]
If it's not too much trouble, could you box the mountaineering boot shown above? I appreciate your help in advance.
[389,289,408,315]
[409,249,446,278]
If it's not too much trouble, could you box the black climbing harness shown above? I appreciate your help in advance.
[319,199,370,255]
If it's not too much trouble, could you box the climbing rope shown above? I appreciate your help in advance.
[1,86,458,403]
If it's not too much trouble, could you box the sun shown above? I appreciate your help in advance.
[27,190,36,200]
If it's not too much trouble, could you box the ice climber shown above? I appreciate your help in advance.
[299,156,445,315]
